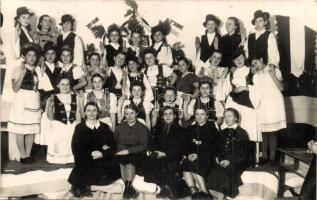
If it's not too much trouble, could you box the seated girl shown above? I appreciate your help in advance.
[208,108,251,200]
[183,77,224,126]
[122,55,153,102]
[68,102,120,198]
[118,81,153,130]
[58,46,87,92]
[83,73,117,131]
[114,104,149,199]
[144,107,186,199]
[181,107,218,199]
[46,76,83,164]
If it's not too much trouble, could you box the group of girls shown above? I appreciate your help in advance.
[7,6,287,200]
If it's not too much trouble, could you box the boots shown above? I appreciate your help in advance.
[127,181,139,199]
[123,181,130,199]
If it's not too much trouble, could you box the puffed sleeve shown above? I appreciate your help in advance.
[143,75,154,102]
[162,65,173,78]
[11,66,22,81]
[215,100,224,118]
[143,101,154,114]
[187,99,196,117]
[109,93,118,113]
[157,45,173,67]
[267,33,280,68]
[72,65,85,80]
[73,35,84,68]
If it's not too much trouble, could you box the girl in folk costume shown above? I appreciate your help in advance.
[150,20,173,66]
[58,46,87,92]
[152,86,181,128]
[126,20,146,62]
[68,102,120,198]
[222,48,261,163]
[8,43,42,164]
[221,17,242,69]
[183,77,224,127]
[245,10,280,68]
[83,73,117,131]
[102,24,123,67]
[118,81,153,130]
[56,14,84,67]
[144,107,186,199]
[251,57,286,164]
[13,7,35,58]
[114,104,149,199]
[46,76,83,164]
[195,50,228,106]
[83,52,107,91]
[33,15,57,50]
[181,107,218,200]
[208,108,251,200]
[195,14,222,64]
[122,55,153,102]
[104,51,126,97]
[142,47,177,96]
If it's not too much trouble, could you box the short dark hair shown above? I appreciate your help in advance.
[88,52,101,62]
[57,74,71,84]
[163,106,177,116]
[164,86,177,95]
[91,73,105,83]
[84,101,100,113]
[224,107,240,122]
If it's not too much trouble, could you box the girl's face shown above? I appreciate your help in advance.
[131,85,143,99]
[199,83,211,97]
[62,21,72,32]
[109,30,120,43]
[131,32,141,46]
[18,14,31,27]
[233,54,245,68]
[89,55,100,68]
[226,19,236,34]
[210,52,222,66]
[254,17,266,31]
[24,51,37,65]
[178,60,189,73]
[251,59,264,70]
[164,90,176,103]
[163,109,175,124]
[85,105,98,121]
[114,53,126,67]
[206,20,217,33]
[195,109,208,125]
[58,79,70,94]
[45,50,56,63]
[124,108,137,124]
[128,60,139,73]
[144,53,156,66]
[61,50,72,64]
[224,111,237,127]
[92,76,104,90]
[40,16,52,31]
[153,31,164,43]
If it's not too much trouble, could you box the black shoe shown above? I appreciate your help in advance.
[70,186,83,198]
[20,158,28,164]
[191,192,200,200]
[82,187,93,197]
[156,186,169,198]
[259,158,268,166]
[123,183,130,199]
[26,157,36,164]
[128,185,139,199]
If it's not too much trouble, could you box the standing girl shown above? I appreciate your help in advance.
[102,24,123,67]
[251,57,286,164]
[34,15,57,50]
[8,43,41,163]
[126,22,145,62]
[246,10,280,67]
[46,76,83,164]
[13,7,34,58]
[181,107,218,199]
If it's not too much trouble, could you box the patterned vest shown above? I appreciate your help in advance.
[53,94,77,124]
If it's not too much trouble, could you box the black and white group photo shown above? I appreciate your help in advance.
[0,0,316,199]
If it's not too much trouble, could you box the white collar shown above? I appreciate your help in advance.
[197,121,207,126]
[133,98,142,105]
[207,32,216,36]
[163,101,176,107]
[110,42,120,50]
[86,120,101,130]
[62,31,71,39]
[153,41,163,50]
[25,64,34,70]
[200,97,210,103]
[255,29,266,37]
[45,62,55,71]
[62,63,73,72]
[227,123,238,129]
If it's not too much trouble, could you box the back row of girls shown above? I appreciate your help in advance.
[8,6,286,200]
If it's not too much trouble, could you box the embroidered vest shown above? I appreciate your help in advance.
[53,94,77,124]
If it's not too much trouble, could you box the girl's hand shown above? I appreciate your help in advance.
[15,24,21,40]
[91,150,103,159]
[215,157,220,164]
[307,140,317,154]
[182,94,191,105]
[155,151,166,158]
[195,37,200,51]
[47,95,55,107]
[188,153,198,162]
[102,145,110,151]
[268,64,276,77]
[116,149,129,156]
[220,160,230,168]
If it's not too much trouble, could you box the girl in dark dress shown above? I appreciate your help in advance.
[102,24,123,67]
[144,107,185,199]
[221,17,242,68]
[208,108,251,200]
[114,104,149,199]
[68,102,120,198]
[181,107,218,199]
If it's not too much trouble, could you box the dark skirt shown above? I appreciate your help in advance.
[181,157,210,178]
[68,158,120,188]
[207,164,243,198]
[229,90,254,108]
